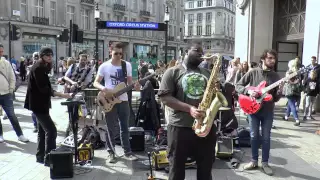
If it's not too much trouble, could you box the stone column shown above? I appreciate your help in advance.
[302,0,320,112]
[234,0,274,63]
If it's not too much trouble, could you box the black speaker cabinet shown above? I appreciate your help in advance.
[129,127,145,151]
[49,148,73,179]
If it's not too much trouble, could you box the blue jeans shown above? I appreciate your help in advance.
[0,93,23,136]
[286,96,299,120]
[32,112,37,128]
[248,107,274,163]
[104,101,131,154]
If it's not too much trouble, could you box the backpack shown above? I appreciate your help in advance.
[78,125,104,149]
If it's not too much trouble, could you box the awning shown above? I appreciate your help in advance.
[223,55,233,61]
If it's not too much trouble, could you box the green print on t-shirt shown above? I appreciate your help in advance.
[181,72,208,100]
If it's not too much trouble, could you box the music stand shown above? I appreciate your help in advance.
[61,99,85,164]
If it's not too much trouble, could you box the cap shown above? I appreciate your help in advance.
[39,47,53,57]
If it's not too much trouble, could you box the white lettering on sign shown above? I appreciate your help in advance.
[107,22,158,29]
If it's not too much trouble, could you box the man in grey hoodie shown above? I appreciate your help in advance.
[236,49,283,176]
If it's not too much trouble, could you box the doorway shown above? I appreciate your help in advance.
[276,42,299,77]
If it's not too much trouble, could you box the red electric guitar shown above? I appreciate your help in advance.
[238,68,306,114]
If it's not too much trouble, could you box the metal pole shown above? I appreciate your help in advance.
[164,21,168,64]
[8,22,11,63]
[68,19,72,57]
[95,4,99,72]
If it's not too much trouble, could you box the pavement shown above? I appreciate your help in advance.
[0,85,320,180]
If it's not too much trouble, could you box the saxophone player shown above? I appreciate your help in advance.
[158,44,216,180]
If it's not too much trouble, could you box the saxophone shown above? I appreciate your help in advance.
[193,54,228,137]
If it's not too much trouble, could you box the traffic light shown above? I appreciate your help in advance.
[72,24,78,43]
[11,24,20,41]
[59,29,69,42]
[76,30,84,43]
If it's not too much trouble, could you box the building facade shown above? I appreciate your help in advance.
[0,0,186,74]
[183,0,235,57]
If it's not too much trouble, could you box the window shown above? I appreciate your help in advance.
[205,41,211,49]
[151,2,155,15]
[207,0,212,6]
[231,17,234,37]
[33,0,44,17]
[188,26,193,36]
[81,9,90,30]
[181,11,184,22]
[196,26,202,35]
[206,12,212,22]
[49,2,56,25]
[197,1,203,7]
[142,0,147,10]
[132,0,137,10]
[205,25,211,35]
[174,26,176,37]
[197,13,202,23]
[67,5,75,25]
[20,0,27,21]
[189,2,194,8]
[188,14,194,23]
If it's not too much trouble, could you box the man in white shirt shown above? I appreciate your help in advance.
[0,44,29,143]
[93,42,138,163]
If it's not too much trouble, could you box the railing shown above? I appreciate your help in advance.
[140,10,151,17]
[32,16,49,25]
[80,0,95,5]
[113,4,126,12]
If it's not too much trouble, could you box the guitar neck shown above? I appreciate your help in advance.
[114,73,156,97]
[262,71,299,93]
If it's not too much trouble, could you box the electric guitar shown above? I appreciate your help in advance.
[97,72,156,112]
[238,68,307,114]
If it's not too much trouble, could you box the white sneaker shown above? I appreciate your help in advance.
[0,136,4,143]
[18,135,29,142]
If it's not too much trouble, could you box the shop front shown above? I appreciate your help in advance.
[71,39,104,60]
[22,33,57,70]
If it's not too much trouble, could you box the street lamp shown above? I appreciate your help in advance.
[94,2,100,72]
[164,6,169,64]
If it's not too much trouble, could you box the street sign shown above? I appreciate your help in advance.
[98,21,167,31]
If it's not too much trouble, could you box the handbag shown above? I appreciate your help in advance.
[0,69,20,92]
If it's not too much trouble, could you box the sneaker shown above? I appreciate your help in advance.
[261,163,274,176]
[108,153,116,163]
[124,153,138,161]
[0,136,4,143]
[294,121,300,126]
[282,116,288,121]
[18,135,29,142]
[243,161,258,170]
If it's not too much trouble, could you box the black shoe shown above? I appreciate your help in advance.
[36,158,44,164]
[33,127,38,133]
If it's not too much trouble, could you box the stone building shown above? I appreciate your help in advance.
[183,0,235,58]
[0,0,185,75]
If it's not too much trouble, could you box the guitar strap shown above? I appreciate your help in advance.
[121,60,127,85]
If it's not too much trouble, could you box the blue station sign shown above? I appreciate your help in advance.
[98,21,167,31]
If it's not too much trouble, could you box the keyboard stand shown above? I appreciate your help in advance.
[61,100,85,164]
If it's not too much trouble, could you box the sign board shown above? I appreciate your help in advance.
[12,10,20,16]
[98,21,167,31]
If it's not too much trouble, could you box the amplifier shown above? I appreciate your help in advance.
[49,148,73,179]
[216,136,234,159]
[129,127,145,151]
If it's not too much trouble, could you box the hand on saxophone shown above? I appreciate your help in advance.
[189,106,205,119]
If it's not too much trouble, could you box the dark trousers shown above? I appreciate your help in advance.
[0,93,23,136]
[167,125,216,180]
[34,113,57,162]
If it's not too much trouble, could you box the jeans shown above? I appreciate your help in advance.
[167,125,216,180]
[34,113,57,162]
[31,112,37,128]
[104,101,131,154]
[304,96,316,117]
[286,96,299,120]
[0,93,23,136]
[248,107,274,163]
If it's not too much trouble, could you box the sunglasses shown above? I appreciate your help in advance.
[114,52,122,56]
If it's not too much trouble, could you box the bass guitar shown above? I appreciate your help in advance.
[238,68,307,114]
[97,72,156,112]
